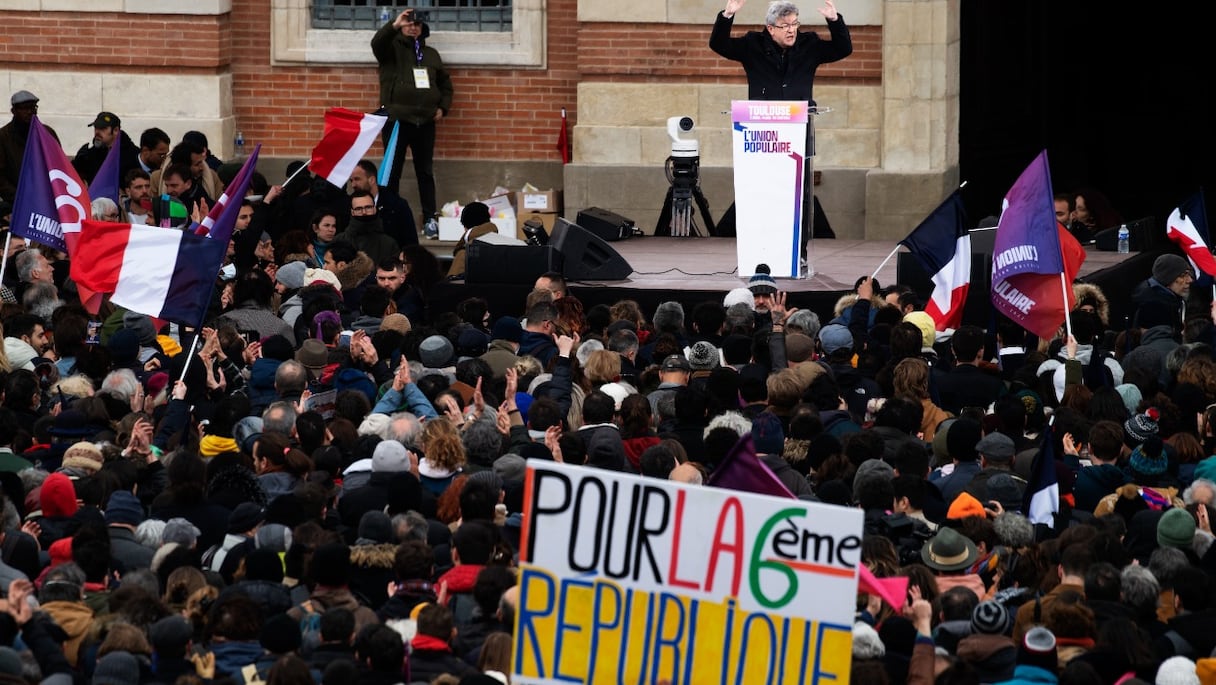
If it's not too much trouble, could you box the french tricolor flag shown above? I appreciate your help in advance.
[899,191,971,332]
[1166,190,1216,281]
[70,221,228,325]
[310,108,388,188]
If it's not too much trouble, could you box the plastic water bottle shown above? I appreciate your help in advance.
[378,5,393,23]
[1117,223,1130,254]
[234,130,245,158]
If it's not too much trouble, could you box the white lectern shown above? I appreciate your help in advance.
[730,100,809,279]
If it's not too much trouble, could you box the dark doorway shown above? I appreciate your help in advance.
[959,3,1215,232]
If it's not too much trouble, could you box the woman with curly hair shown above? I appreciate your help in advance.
[418,418,467,496]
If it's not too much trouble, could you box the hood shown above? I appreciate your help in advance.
[956,633,1017,663]
[41,601,93,638]
[248,358,282,389]
[309,586,362,612]
[1140,324,1178,346]
[3,337,38,371]
[337,252,376,291]
[350,542,398,569]
[210,640,266,676]
[1072,282,1110,325]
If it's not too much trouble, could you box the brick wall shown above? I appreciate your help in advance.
[0,12,229,69]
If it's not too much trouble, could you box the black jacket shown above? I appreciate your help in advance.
[709,11,852,105]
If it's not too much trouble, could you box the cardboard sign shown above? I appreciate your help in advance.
[513,461,863,685]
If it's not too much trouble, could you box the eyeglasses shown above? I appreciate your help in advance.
[351,205,376,214]
[772,21,800,30]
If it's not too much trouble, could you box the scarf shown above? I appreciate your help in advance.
[200,435,239,458]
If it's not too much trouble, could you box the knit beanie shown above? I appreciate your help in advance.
[61,442,104,474]
[971,600,1012,636]
[1196,657,1216,685]
[1152,254,1192,286]
[122,310,158,347]
[1115,383,1143,417]
[357,510,394,544]
[1156,655,1201,685]
[380,313,412,335]
[460,201,492,228]
[490,316,523,343]
[1158,508,1197,549]
[104,490,144,526]
[1129,435,1168,477]
[419,334,454,368]
[275,260,308,290]
[92,651,140,685]
[751,412,785,456]
[40,472,78,518]
[1017,627,1057,672]
[723,287,755,311]
[947,491,987,521]
[1124,407,1161,446]
[747,264,777,295]
[687,341,719,371]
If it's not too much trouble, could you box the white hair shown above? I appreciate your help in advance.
[91,197,119,221]
[99,368,140,402]
[766,1,799,26]
[704,411,752,441]
[1183,478,1216,506]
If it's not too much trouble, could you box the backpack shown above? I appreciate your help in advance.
[295,600,324,657]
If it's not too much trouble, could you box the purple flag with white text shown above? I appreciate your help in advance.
[9,116,90,255]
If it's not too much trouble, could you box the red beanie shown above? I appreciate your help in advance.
[40,473,79,518]
[48,538,73,567]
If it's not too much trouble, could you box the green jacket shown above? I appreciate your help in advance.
[371,22,454,126]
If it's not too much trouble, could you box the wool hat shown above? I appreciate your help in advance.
[380,313,412,335]
[661,354,691,373]
[372,439,411,473]
[818,324,854,355]
[0,647,20,677]
[751,412,785,455]
[1156,656,1200,685]
[975,432,1016,461]
[723,287,755,311]
[233,416,264,454]
[1196,658,1216,685]
[853,458,894,495]
[105,490,144,527]
[228,501,265,534]
[1018,627,1058,672]
[971,600,1012,636]
[150,615,193,655]
[1153,254,1193,285]
[295,338,328,372]
[468,469,504,495]
[41,472,78,518]
[852,621,885,659]
[947,491,987,520]
[920,526,979,572]
[987,473,1024,513]
[456,327,491,357]
[61,441,104,474]
[163,518,201,547]
[303,267,342,292]
[1124,407,1160,445]
[903,311,936,348]
[490,315,523,343]
[92,651,141,685]
[1158,507,1197,549]
[357,510,394,544]
[276,260,308,290]
[122,310,158,346]
[460,201,492,228]
[255,523,293,553]
[419,334,454,368]
[494,454,527,482]
[747,264,778,295]
[1129,435,1168,476]
[11,90,38,106]
[687,340,719,370]
[785,333,816,363]
[146,371,171,398]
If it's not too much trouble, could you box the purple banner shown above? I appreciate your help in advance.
[991,150,1063,284]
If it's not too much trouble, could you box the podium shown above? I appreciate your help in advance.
[730,100,810,279]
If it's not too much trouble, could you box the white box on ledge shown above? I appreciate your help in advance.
[437,217,517,241]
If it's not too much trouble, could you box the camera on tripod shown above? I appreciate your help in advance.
[662,116,705,237]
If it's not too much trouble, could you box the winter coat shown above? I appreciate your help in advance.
[708,11,852,105]
[1073,463,1130,513]
[371,21,454,125]
[957,632,1017,684]
[350,542,398,608]
[40,600,93,667]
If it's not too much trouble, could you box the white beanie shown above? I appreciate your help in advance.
[852,621,885,660]
[1156,656,1200,685]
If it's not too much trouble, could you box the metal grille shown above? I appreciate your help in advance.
[311,1,512,32]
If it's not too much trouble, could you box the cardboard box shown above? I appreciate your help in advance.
[515,189,562,214]
[516,212,558,241]
[484,193,516,220]
[438,216,517,241]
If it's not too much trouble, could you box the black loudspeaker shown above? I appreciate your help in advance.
[465,242,562,284]
[551,218,634,281]
[575,207,635,242]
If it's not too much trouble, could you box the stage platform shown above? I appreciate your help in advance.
[429,236,1155,331]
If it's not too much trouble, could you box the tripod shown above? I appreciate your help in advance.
[654,154,717,236]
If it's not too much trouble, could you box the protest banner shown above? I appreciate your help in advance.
[513,461,864,685]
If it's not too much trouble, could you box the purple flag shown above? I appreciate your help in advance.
[192,144,260,246]
[706,433,795,499]
[991,150,1064,284]
[9,116,90,254]
[87,137,122,206]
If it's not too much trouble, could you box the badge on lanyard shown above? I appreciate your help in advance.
[413,68,431,89]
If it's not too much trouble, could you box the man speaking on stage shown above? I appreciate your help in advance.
[710,0,852,267]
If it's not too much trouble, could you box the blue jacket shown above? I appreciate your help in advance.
[994,664,1058,685]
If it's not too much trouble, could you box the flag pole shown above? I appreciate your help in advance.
[0,233,10,292]
[178,333,202,382]
[870,245,901,282]
[1058,273,1073,340]
[283,162,311,188]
